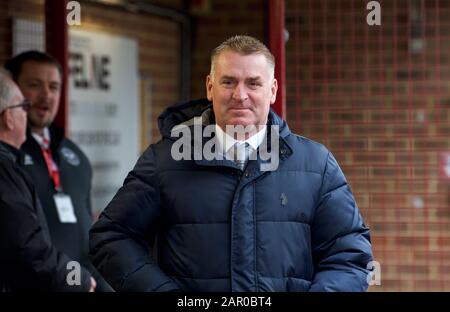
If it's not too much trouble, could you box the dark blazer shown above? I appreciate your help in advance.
[21,125,111,291]
[0,141,91,291]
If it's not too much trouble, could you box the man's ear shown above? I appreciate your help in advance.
[1,109,14,131]
[206,75,213,101]
[270,78,278,105]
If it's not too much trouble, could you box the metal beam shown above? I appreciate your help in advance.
[268,0,286,119]
[45,0,69,134]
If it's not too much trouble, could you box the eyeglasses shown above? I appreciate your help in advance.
[0,100,31,114]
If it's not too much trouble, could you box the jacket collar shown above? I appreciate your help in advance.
[191,110,294,171]
[26,123,65,152]
[0,140,21,163]
[158,98,294,170]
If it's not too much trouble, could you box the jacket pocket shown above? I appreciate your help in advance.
[286,277,312,292]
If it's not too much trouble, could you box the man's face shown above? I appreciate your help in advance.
[16,61,61,133]
[206,50,277,136]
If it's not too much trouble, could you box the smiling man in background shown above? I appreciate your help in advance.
[5,51,110,291]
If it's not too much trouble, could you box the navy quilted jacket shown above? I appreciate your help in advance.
[89,99,373,292]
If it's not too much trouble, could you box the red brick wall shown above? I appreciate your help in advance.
[0,3,11,63]
[0,0,45,69]
[286,0,450,291]
[0,0,44,62]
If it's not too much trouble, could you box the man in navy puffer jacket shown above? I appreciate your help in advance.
[89,35,373,292]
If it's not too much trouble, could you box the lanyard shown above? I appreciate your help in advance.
[40,145,62,192]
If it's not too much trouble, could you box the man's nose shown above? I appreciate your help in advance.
[39,85,51,100]
[232,83,248,102]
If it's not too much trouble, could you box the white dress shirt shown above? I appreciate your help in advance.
[215,124,267,164]
[31,127,51,149]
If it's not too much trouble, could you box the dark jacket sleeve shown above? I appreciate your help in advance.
[0,174,91,292]
[309,152,373,292]
[89,145,180,292]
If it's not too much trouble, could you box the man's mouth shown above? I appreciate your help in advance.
[32,106,51,115]
[34,106,50,112]
[229,107,249,111]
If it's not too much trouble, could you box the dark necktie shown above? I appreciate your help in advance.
[231,142,250,170]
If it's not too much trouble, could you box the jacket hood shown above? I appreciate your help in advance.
[158,98,291,139]
[158,98,212,139]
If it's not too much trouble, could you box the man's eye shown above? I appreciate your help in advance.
[249,82,261,88]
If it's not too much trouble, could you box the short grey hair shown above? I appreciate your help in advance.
[0,69,14,112]
[210,35,275,79]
